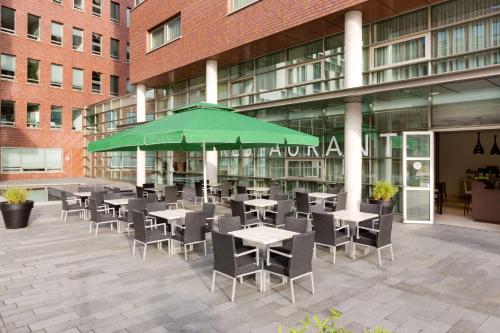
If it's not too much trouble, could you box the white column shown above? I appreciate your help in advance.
[205,60,218,185]
[344,11,363,210]
[136,84,146,186]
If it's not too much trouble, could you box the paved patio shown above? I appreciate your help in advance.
[1,201,500,333]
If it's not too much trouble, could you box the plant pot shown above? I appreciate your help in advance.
[369,198,394,215]
[0,201,34,229]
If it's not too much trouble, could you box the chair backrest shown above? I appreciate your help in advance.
[88,198,99,222]
[202,203,216,219]
[164,186,178,204]
[128,198,147,222]
[90,191,105,205]
[326,187,341,195]
[284,217,308,234]
[211,231,237,277]
[336,192,347,211]
[295,192,310,214]
[377,213,393,247]
[113,187,121,193]
[218,216,241,234]
[195,181,203,197]
[274,200,294,226]
[184,211,207,243]
[131,209,147,243]
[61,192,71,210]
[360,202,381,216]
[220,182,232,197]
[293,187,306,194]
[236,185,247,194]
[289,231,315,278]
[230,200,246,226]
[233,193,249,201]
[136,186,144,198]
[146,192,157,202]
[143,183,154,189]
[104,192,120,200]
[272,193,289,201]
[175,182,184,192]
[311,212,335,245]
[146,201,167,213]
[309,205,325,214]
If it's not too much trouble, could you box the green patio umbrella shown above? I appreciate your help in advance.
[88,103,319,202]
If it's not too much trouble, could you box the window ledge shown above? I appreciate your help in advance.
[27,37,41,43]
[146,36,181,54]
[227,0,260,16]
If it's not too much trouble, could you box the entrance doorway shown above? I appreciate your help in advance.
[434,128,500,231]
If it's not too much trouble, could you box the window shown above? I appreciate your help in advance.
[149,16,181,51]
[110,75,119,96]
[50,106,62,128]
[27,103,40,128]
[73,0,84,11]
[72,108,82,130]
[1,148,63,172]
[110,38,120,59]
[110,1,120,22]
[372,8,428,43]
[53,0,63,4]
[72,28,83,51]
[126,79,135,93]
[373,36,428,69]
[1,6,15,34]
[1,54,15,80]
[135,0,143,6]
[92,71,101,93]
[92,33,102,55]
[287,62,322,85]
[51,21,63,46]
[0,100,15,127]
[51,64,63,87]
[27,14,40,40]
[126,7,131,27]
[92,0,101,16]
[27,58,40,84]
[126,43,130,62]
[72,68,83,90]
[231,0,258,11]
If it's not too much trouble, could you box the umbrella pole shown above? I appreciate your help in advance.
[203,142,208,203]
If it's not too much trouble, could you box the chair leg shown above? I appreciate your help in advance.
[64,211,68,222]
[310,272,315,294]
[332,246,336,264]
[352,243,356,260]
[231,278,236,302]
[313,243,316,259]
[95,224,99,236]
[132,240,136,255]
[184,244,188,262]
[210,271,217,294]
[377,248,382,267]
[89,222,93,234]
[204,241,207,256]
[290,279,295,303]
[390,244,394,261]
[143,244,147,261]
[60,210,64,220]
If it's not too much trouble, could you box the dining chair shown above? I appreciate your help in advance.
[230,200,260,228]
[131,209,170,261]
[311,211,350,264]
[352,213,394,267]
[88,198,118,236]
[262,199,293,228]
[170,211,207,262]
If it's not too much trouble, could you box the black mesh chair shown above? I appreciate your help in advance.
[324,187,341,208]
[175,182,184,200]
[171,211,207,262]
[265,231,315,303]
[143,183,154,189]
[119,198,148,235]
[236,185,247,195]
[359,202,382,229]
[353,213,394,267]
[295,192,311,220]
[263,185,281,199]
[216,181,232,204]
[231,200,260,228]
[326,192,347,212]
[194,181,204,204]
[311,212,350,264]
[262,199,293,228]
[103,192,121,216]
[164,186,179,208]
[87,191,110,217]
[88,198,118,236]
[202,202,216,234]
[131,209,170,260]
[270,217,308,254]
[136,186,145,199]
[233,193,249,201]
[218,216,255,254]
[61,192,85,222]
[146,192,157,203]
[146,201,169,232]
[211,231,262,302]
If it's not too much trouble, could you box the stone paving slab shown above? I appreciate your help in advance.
[1,200,500,332]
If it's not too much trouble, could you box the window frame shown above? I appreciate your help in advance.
[110,75,119,96]
[1,6,16,34]
[27,14,40,40]
[148,16,181,51]
[27,103,40,128]
[92,0,102,17]
[0,100,15,127]
[50,21,63,46]
[110,1,120,23]
[230,0,259,13]
[50,64,63,88]
[72,67,83,91]
[92,71,102,93]
[92,32,102,55]
[0,147,64,173]
[72,27,84,51]
[50,105,63,129]
[27,58,40,84]
[110,38,120,60]
[72,108,83,131]
[1,53,16,80]
[73,0,84,11]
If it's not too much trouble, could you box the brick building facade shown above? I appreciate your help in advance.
[0,0,132,180]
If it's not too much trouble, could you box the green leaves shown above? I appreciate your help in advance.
[2,187,29,204]
[372,181,398,201]
[279,308,390,333]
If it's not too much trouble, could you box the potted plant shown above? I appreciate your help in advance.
[0,187,33,229]
[369,181,398,214]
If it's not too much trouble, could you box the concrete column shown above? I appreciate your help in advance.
[205,60,218,184]
[136,84,146,186]
[344,11,363,210]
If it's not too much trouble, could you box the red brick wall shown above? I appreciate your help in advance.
[0,0,132,180]
[130,0,369,85]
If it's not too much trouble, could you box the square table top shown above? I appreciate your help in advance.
[148,208,193,220]
[73,192,91,197]
[308,192,337,199]
[229,226,298,245]
[104,198,129,206]
[330,210,378,223]
[247,187,270,192]
[244,199,277,208]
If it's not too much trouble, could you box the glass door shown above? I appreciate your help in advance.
[402,131,434,224]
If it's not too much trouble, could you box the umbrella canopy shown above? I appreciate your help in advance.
[88,103,318,153]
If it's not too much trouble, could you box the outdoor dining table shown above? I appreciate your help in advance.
[104,198,129,217]
[229,226,298,291]
[244,198,277,221]
[308,192,336,207]
[148,208,193,253]
[247,187,270,198]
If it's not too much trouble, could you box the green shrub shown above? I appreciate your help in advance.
[278,308,391,333]
[3,187,30,205]
[372,181,398,201]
